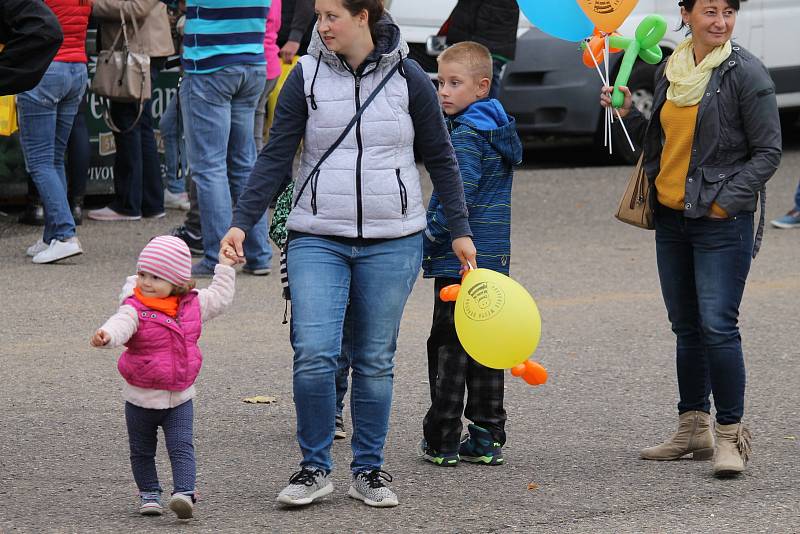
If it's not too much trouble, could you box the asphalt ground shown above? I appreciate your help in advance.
[1,131,799,533]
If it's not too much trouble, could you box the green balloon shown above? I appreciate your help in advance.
[611,14,668,108]
[636,14,668,50]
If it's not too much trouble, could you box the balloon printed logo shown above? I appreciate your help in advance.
[463,281,505,321]
[578,0,640,33]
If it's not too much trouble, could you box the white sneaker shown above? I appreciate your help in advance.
[26,239,48,257]
[87,206,141,221]
[164,189,190,210]
[168,493,194,519]
[32,237,83,264]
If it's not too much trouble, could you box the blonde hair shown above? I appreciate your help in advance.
[438,41,493,82]
[171,279,197,296]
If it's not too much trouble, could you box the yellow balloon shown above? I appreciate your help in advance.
[578,0,640,33]
[454,269,542,369]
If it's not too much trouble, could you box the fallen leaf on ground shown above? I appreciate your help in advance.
[527,482,540,491]
[243,395,277,404]
[784,436,796,441]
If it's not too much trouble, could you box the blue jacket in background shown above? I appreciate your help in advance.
[423,98,522,278]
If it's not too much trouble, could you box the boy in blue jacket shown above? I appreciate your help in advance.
[419,41,523,467]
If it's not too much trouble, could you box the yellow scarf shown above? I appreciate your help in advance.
[665,37,731,107]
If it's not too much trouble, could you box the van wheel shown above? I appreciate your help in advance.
[596,59,658,165]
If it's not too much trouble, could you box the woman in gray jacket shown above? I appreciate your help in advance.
[222,0,475,508]
[601,0,781,477]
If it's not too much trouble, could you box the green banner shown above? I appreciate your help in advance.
[0,63,180,199]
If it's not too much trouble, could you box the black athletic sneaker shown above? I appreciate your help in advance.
[170,225,203,256]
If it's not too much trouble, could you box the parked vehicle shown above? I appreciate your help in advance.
[392,0,800,163]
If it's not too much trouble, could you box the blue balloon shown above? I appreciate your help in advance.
[518,0,595,42]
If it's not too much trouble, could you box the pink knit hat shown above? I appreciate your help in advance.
[136,236,193,287]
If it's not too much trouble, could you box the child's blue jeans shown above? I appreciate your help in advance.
[125,400,195,495]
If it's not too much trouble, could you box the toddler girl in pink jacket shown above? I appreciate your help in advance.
[91,235,236,519]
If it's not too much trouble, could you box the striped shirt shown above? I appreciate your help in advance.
[183,0,270,74]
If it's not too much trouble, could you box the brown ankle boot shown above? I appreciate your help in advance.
[640,410,714,461]
[713,422,752,477]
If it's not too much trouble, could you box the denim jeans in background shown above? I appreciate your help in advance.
[655,204,754,425]
[125,400,196,495]
[16,61,87,243]
[108,64,164,217]
[793,180,800,212]
[287,233,422,473]
[335,310,354,418]
[160,93,187,194]
[181,64,270,271]
[66,93,90,200]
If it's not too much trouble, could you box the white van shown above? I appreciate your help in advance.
[391,0,800,161]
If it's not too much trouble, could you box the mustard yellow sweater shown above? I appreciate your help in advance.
[656,100,727,217]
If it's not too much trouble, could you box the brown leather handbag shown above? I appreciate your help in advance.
[91,6,151,133]
[615,154,654,229]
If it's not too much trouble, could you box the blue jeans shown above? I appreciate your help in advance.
[108,64,164,217]
[16,61,87,242]
[180,64,270,271]
[335,311,354,418]
[793,179,800,212]
[655,204,753,424]
[287,233,423,473]
[125,400,196,495]
[161,93,187,194]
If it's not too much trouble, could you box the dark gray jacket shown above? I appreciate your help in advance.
[619,43,782,221]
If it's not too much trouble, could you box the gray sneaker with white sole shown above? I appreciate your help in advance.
[347,469,398,508]
[276,467,333,506]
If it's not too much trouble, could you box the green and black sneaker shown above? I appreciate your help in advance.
[458,424,504,465]
[418,439,459,467]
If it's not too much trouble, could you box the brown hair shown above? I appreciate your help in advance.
[341,0,384,38]
[172,279,197,297]
[438,41,493,82]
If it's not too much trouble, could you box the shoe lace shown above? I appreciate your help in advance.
[288,468,322,487]
[359,469,392,489]
[140,491,161,502]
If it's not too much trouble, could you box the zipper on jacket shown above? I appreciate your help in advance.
[395,168,407,216]
[354,74,364,237]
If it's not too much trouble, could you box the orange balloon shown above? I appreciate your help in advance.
[578,0,640,34]
[522,360,548,385]
[582,36,605,68]
[511,363,526,377]
[439,284,461,302]
[582,30,624,69]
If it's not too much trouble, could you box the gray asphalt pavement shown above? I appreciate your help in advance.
[1,138,799,533]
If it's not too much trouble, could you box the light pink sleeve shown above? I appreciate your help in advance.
[98,305,139,348]
[263,0,282,80]
[197,264,236,322]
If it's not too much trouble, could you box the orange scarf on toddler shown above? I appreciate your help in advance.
[133,287,180,318]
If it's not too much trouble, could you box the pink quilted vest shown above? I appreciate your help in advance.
[118,292,203,391]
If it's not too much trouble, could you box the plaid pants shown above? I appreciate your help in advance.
[423,278,507,454]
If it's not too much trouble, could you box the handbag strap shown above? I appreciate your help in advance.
[293,60,402,210]
[101,4,147,134]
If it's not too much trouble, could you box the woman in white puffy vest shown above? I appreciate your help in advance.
[222,0,476,509]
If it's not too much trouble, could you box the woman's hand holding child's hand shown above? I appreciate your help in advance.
[219,227,247,266]
[91,329,111,347]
